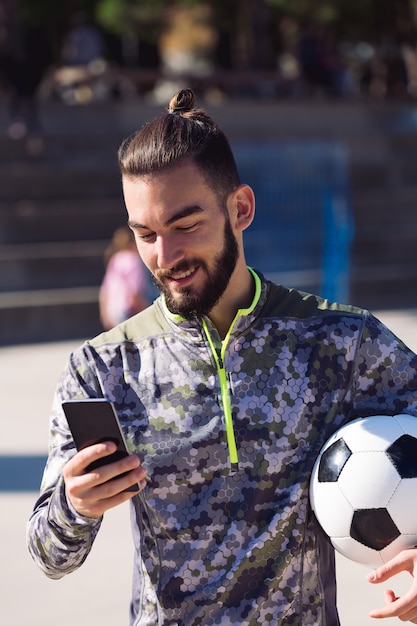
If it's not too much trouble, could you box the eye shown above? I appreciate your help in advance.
[176,221,199,233]
[135,231,155,242]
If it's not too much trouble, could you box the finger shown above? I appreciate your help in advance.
[65,441,118,477]
[368,587,395,618]
[384,589,398,604]
[369,588,417,619]
[367,551,414,584]
[65,453,143,498]
[65,464,146,518]
[89,463,147,503]
[94,464,146,497]
[387,600,417,624]
[69,478,141,518]
[87,455,146,493]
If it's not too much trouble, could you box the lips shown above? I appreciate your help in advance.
[155,263,199,288]
[168,266,198,287]
[171,268,195,281]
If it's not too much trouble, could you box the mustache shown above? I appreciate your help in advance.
[155,260,200,280]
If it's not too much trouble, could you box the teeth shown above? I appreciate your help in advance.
[172,269,193,280]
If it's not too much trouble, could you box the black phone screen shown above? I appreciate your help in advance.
[62,399,139,492]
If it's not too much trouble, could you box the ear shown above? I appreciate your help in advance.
[229,184,255,232]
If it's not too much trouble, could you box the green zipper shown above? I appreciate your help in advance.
[202,323,239,466]
[202,268,262,468]
[162,268,262,469]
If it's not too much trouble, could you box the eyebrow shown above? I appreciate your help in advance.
[128,205,204,230]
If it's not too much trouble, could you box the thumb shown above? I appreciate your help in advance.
[368,588,400,619]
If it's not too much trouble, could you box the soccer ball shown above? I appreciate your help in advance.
[310,413,417,568]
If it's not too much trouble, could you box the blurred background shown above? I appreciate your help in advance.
[1,0,417,345]
[3,3,417,624]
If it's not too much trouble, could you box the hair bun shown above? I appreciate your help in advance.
[168,89,195,114]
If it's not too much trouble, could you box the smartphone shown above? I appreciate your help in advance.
[62,398,139,492]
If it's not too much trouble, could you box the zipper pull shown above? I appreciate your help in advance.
[216,350,224,370]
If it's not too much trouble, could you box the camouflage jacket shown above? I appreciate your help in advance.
[27,270,417,626]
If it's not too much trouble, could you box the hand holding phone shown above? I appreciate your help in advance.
[62,398,140,493]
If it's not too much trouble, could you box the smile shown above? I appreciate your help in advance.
[171,268,195,281]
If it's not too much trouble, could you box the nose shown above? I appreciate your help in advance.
[155,234,184,270]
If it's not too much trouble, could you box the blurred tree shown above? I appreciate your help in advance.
[95,0,166,65]
[267,0,417,44]
[14,0,417,67]
[10,0,417,97]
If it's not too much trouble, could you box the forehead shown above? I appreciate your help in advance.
[122,163,220,225]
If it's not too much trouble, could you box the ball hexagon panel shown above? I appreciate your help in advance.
[338,451,400,509]
[340,415,405,453]
[392,413,417,440]
[310,481,353,538]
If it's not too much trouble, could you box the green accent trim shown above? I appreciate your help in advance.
[202,321,239,465]
[161,295,183,323]
[220,267,261,355]
[160,266,261,325]
[244,267,262,313]
[219,365,238,464]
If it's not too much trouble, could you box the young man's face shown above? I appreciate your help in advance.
[124,162,240,319]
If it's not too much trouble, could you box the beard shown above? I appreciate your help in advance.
[152,217,239,319]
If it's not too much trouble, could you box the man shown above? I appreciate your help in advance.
[28,89,417,625]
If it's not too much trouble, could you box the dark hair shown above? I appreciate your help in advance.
[117,89,241,201]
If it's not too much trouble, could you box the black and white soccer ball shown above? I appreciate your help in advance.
[310,414,417,568]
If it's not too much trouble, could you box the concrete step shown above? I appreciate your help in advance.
[388,133,417,155]
[352,218,417,257]
[350,263,417,311]
[0,159,120,201]
[353,185,417,213]
[0,240,107,291]
[0,197,126,244]
[350,185,417,269]
[0,287,102,345]
[0,132,123,163]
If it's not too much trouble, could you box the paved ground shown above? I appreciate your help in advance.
[2,308,417,625]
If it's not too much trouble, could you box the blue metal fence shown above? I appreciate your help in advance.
[233,142,353,303]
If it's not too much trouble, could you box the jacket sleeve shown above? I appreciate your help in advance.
[352,312,417,415]
[26,347,104,579]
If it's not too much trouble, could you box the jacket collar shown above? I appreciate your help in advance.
[157,268,269,341]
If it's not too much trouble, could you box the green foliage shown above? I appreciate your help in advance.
[95,0,167,40]
[95,0,126,34]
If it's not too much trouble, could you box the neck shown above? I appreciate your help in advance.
[208,265,255,339]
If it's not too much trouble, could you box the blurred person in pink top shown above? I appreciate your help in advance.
[99,226,150,330]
